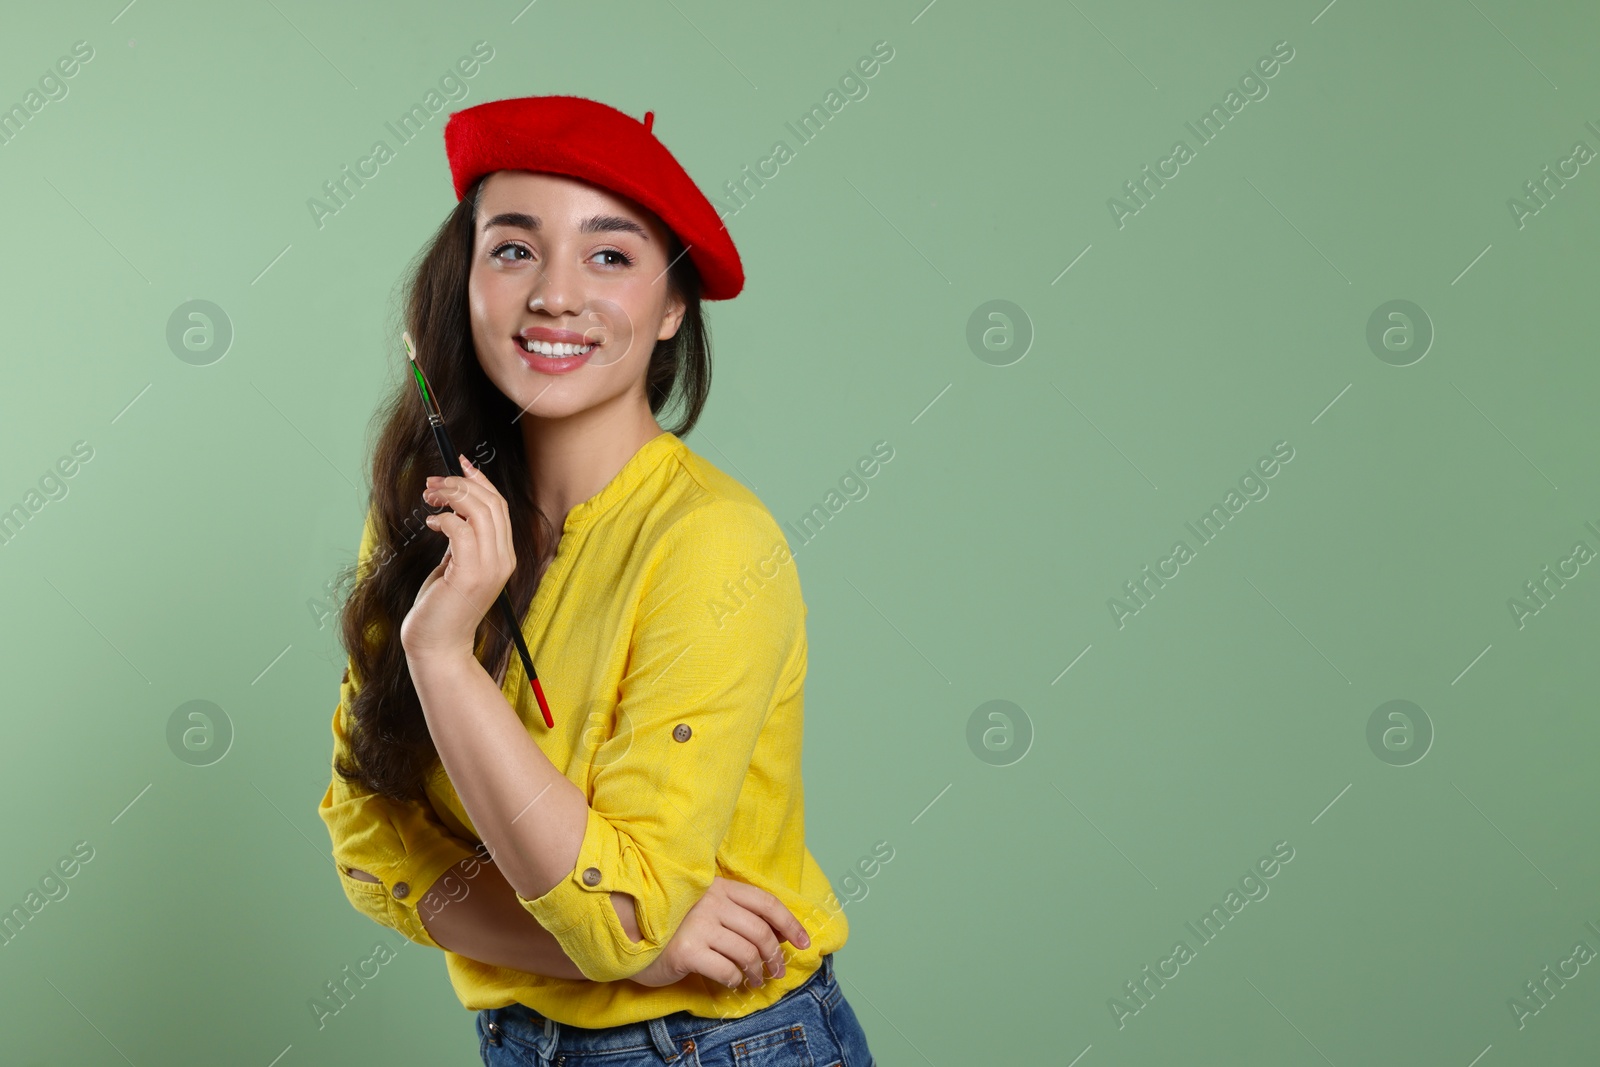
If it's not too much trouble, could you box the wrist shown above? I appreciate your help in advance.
[404,643,482,682]
[403,643,476,675]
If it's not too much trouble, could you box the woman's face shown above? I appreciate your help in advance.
[467,170,685,422]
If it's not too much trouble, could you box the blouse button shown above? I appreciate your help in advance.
[391,881,410,900]
[582,866,602,886]
[672,723,692,742]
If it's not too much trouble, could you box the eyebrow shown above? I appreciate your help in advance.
[482,212,650,240]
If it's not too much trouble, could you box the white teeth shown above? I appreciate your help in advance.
[519,338,595,357]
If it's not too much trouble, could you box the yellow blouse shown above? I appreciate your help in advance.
[317,430,848,1027]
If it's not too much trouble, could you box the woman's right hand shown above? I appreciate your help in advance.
[629,876,812,990]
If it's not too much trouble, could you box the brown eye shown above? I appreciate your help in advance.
[490,242,531,263]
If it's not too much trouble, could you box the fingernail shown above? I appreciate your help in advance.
[459,453,472,470]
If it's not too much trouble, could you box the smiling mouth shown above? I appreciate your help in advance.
[517,337,601,356]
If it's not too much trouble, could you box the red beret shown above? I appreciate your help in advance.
[443,94,744,300]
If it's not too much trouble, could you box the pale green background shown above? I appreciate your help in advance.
[2,0,1597,1064]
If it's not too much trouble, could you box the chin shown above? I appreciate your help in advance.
[513,385,615,422]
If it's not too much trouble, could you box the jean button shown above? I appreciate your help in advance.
[486,1020,502,1046]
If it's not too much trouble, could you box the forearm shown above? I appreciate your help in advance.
[412,854,592,978]
[406,648,590,902]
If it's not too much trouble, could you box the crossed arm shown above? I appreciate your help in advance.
[323,705,807,989]
[343,856,640,980]
[341,852,803,991]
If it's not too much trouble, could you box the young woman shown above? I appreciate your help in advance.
[317,95,877,1066]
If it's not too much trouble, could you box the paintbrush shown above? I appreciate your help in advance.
[402,329,554,729]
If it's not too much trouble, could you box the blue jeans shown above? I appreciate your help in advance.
[476,953,875,1066]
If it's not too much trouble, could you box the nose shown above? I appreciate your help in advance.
[527,254,583,315]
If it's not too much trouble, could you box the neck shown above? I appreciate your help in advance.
[519,396,664,538]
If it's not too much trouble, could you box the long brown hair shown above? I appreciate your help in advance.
[333,174,712,802]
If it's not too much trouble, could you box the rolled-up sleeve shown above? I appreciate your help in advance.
[319,687,483,950]
[315,507,483,951]
[515,499,805,981]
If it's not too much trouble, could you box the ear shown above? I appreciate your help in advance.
[657,287,687,342]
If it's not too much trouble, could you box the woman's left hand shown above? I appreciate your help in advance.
[399,454,517,662]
